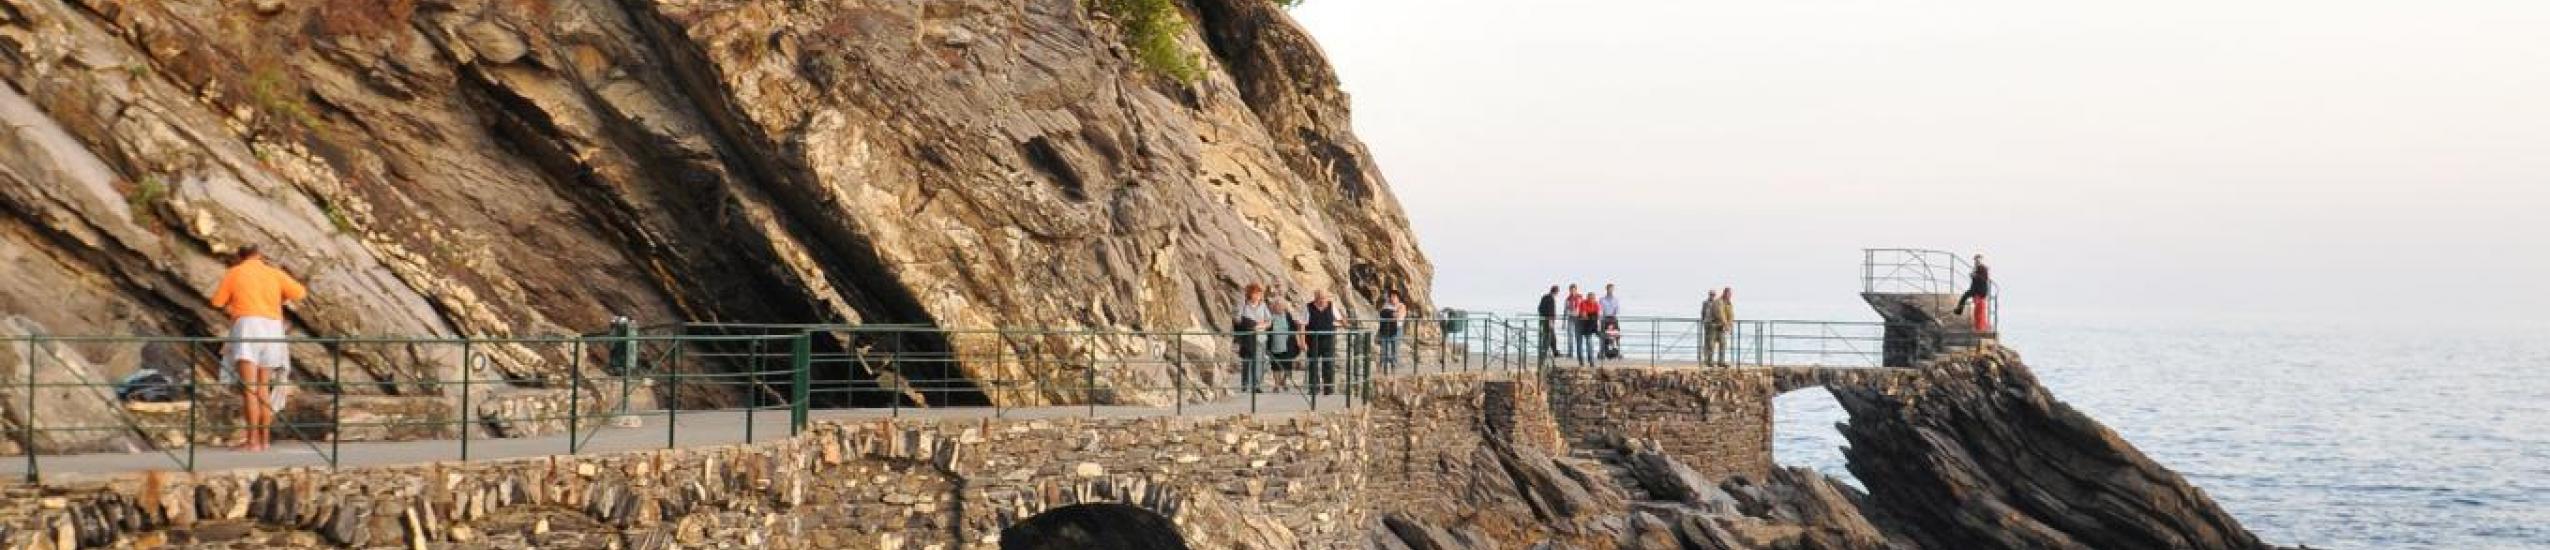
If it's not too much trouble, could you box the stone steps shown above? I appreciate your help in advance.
[1570,447,1656,502]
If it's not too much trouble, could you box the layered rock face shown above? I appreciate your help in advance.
[1376,353,2283,550]
[0,0,1428,405]
[1830,349,2270,550]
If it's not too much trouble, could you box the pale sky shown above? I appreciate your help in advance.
[1291,0,2550,330]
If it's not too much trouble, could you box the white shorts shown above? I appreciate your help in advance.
[222,316,291,376]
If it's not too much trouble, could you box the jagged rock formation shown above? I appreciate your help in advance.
[0,0,1429,406]
[1375,350,2282,550]
[1373,435,1909,550]
[1830,348,2271,550]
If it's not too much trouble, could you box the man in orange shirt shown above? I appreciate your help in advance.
[209,245,307,451]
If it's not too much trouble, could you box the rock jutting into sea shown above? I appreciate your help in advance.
[1372,348,2300,550]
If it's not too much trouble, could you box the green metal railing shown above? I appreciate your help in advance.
[2,332,807,484]
[2,313,1888,484]
[643,323,1438,418]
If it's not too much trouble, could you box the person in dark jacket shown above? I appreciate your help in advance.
[1537,286,1560,364]
[1376,291,1404,374]
[1953,254,1992,330]
[1305,290,1343,395]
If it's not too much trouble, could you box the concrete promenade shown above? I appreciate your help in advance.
[0,357,1880,483]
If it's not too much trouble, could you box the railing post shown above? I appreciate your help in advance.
[568,338,583,454]
[184,342,199,473]
[1339,332,1353,409]
[1084,326,1098,419]
[1647,318,1658,367]
[25,336,42,483]
[667,336,683,449]
[744,338,759,445]
[1862,249,1874,293]
[1248,330,1260,415]
[790,333,811,435]
[459,338,473,462]
[330,345,344,468]
[890,331,903,419]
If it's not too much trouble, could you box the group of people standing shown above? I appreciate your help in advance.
[1536,284,1623,366]
[1231,284,1405,395]
[1537,284,1739,367]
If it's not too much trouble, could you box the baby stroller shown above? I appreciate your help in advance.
[1599,318,1623,360]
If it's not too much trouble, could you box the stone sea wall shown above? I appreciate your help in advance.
[0,368,1804,549]
[1545,368,1777,480]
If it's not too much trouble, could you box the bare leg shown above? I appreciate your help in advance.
[237,360,263,450]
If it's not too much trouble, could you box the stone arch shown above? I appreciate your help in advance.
[1763,368,1924,484]
[1770,385,1856,486]
[1000,502,1188,550]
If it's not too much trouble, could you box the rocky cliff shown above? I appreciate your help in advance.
[0,0,1428,405]
[1375,351,2285,550]
[1829,348,2271,550]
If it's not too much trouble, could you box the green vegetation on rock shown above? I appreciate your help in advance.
[125,175,167,228]
[1097,0,1204,83]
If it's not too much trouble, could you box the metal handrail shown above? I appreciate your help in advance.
[1862,248,2002,330]
[4,311,1901,483]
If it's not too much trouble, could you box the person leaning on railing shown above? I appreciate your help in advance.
[1953,254,1992,332]
[208,244,307,452]
[1234,284,1271,392]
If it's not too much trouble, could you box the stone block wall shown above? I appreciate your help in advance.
[0,367,1808,548]
[1544,367,1778,479]
[1362,372,1564,525]
[0,411,1371,549]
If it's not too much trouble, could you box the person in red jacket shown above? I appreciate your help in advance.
[1573,291,1601,367]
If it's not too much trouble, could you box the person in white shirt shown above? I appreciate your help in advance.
[1235,284,1271,391]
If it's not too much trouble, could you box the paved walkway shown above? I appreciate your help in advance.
[0,385,1408,483]
[1,357,1868,483]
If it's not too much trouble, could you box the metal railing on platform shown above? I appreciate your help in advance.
[1,332,807,483]
[1862,248,2001,330]
[1414,315,1886,369]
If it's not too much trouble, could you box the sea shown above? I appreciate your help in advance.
[1766,314,2550,549]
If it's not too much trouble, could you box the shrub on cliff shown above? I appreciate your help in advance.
[1097,0,1205,83]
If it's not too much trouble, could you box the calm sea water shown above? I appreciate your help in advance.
[1772,318,2550,549]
